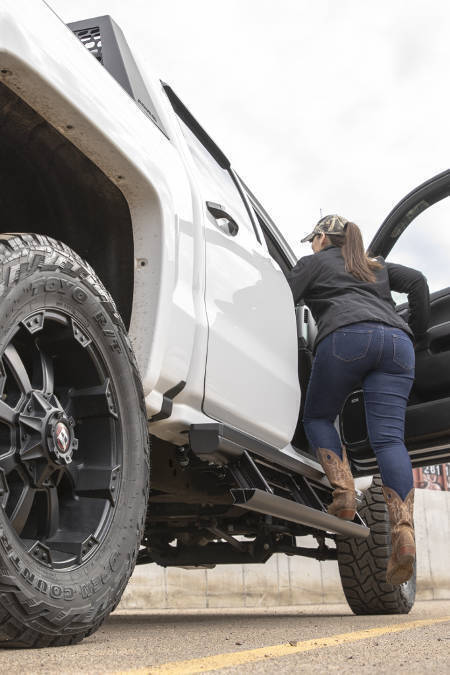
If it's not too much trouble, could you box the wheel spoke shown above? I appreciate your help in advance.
[0,450,19,475]
[0,399,17,425]
[4,344,31,394]
[19,435,45,462]
[34,463,56,489]
[45,532,91,561]
[0,467,8,504]
[71,465,120,504]
[10,484,36,535]
[34,346,54,396]
[68,380,117,419]
[45,486,59,539]
[0,360,6,399]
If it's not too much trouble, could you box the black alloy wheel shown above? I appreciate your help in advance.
[0,234,149,648]
[0,308,121,569]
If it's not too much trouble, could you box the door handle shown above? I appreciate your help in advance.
[206,201,239,236]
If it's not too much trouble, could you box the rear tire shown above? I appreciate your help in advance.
[0,234,149,647]
[336,475,416,614]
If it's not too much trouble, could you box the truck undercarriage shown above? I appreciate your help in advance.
[140,432,369,569]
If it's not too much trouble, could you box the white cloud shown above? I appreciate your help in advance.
[50,0,450,282]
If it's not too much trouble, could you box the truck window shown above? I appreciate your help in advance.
[245,200,293,277]
[255,211,292,277]
[177,117,257,239]
[386,197,449,293]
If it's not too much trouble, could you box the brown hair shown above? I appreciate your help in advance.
[327,221,382,283]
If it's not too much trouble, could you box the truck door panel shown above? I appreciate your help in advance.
[176,115,300,448]
[247,204,319,452]
[202,222,300,447]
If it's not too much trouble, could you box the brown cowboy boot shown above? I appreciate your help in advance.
[383,486,415,585]
[317,448,356,520]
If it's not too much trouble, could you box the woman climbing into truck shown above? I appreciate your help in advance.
[287,214,430,585]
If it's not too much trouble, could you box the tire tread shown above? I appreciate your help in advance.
[337,475,416,615]
[0,234,150,648]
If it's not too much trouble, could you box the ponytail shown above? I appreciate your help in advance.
[328,221,382,283]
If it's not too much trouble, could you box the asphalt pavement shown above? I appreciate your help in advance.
[1,599,449,673]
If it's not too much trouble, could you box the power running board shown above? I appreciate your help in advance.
[232,488,370,539]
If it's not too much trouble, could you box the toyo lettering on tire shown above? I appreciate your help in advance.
[0,234,149,648]
[336,475,416,615]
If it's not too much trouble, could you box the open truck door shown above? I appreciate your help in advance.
[340,169,450,475]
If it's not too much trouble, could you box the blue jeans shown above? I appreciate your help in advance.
[303,322,415,500]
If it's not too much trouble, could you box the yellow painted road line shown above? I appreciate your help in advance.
[117,615,450,674]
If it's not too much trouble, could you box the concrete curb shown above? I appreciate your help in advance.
[119,489,450,609]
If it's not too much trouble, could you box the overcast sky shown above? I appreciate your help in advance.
[50,0,450,291]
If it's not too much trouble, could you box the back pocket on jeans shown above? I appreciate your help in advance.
[392,333,414,370]
[332,330,373,362]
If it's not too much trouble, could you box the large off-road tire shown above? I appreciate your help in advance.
[336,475,416,614]
[0,234,149,648]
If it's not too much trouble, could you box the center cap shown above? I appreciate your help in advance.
[49,414,77,464]
[19,391,78,469]
[55,421,70,453]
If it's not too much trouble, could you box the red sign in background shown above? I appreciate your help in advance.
[413,463,450,491]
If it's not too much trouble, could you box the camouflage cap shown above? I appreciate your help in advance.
[301,214,349,243]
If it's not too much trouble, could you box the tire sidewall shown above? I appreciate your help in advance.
[336,476,416,615]
[0,252,148,616]
[358,485,417,608]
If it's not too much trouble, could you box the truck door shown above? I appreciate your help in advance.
[341,169,450,474]
[176,116,300,448]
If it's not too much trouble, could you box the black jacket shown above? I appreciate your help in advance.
[287,246,430,350]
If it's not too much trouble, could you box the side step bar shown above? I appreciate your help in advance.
[190,423,325,482]
[232,488,370,539]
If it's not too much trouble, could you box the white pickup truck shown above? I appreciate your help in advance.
[0,1,449,648]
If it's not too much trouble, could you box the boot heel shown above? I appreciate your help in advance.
[397,546,415,564]
[387,559,414,585]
